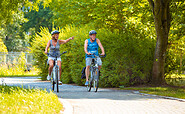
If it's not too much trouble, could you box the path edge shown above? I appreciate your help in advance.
[58,98,73,114]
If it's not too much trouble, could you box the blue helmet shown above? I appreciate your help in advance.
[51,30,60,35]
[89,30,97,35]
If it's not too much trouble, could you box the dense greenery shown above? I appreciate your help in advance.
[0,38,8,52]
[0,85,62,113]
[30,24,155,87]
[23,2,54,42]
[0,52,39,77]
[0,0,185,86]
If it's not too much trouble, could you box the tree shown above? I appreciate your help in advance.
[23,3,53,34]
[147,0,171,85]
[0,0,42,51]
[0,0,41,24]
[0,11,29,52]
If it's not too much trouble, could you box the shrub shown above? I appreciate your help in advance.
[0,52,38,77]
[30,24,155,87]
[0,38,8,52]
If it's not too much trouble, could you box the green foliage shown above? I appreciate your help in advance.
[0,0,24,24]
[29,27,50,80]
[0,52,38,76]
[165,1,185,75]
[0,85,62,113]
[0,0,42,25]
[100,31,155,87]
[23,2,54,42]
[0,38,8,52]
[2,0,184,86]
[49,0,154,33]
[0,10,29,52]
[30,24,155,87]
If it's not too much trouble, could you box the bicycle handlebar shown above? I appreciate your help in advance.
[87,53,106,58]
[47,51,67,57]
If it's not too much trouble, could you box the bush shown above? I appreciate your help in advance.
[30,24,155,87]
[0,38,8,52]
[0,52,38,76]
[100,32,155,87]
[29,27,51,80]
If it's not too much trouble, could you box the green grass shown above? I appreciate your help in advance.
[0,64,40,77]
[120,86,185,99]
[0,85,62,114]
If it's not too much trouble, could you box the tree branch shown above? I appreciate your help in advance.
[147,0,154,14]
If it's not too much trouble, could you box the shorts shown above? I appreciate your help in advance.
[48,56,61,61]
[86,57,102,66]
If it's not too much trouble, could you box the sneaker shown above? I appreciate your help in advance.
[47,75,51,80]
[85,81,89,86]
[58,81,62,85]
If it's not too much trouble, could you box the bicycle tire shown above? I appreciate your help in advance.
[87,69,93,92]
[94,69,99,92]
[51,72,55,91]
[56,66,59,92]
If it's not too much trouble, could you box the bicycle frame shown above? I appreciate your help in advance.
[47,51,67,92]
[87,54,100,92]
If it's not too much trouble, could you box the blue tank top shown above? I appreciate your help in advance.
[85,38,99,58]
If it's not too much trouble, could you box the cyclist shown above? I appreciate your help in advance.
[84,30,105,85]
[45,30,74,85]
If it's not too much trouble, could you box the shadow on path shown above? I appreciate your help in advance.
[1,77,160,101]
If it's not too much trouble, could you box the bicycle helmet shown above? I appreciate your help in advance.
[51,30,60,35]
[89,30,97,35]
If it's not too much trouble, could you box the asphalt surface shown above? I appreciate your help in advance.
[1,77,185,114]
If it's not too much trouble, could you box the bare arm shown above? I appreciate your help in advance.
[84,39,91,55]
[45,40,50,54]
[96,38,105,55]
[59,36,74,45]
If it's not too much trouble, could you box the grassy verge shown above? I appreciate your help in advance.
[120,86,185,99]
[0,85,62,113]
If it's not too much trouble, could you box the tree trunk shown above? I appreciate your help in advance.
[148,0,171,85]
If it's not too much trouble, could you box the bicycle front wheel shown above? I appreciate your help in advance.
[87,70,93,92]
[55,66,59,92]
[94,69,99,92]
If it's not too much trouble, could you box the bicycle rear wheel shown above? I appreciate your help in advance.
[87,70,93,92]
[94,69,99,92]
[55,66,59,92]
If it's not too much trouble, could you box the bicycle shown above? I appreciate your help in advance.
[87,53,105,92]
[47,51,67,92]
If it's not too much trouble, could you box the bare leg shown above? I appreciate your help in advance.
[49,60,54,75]
[98,65,101,71]
[85,66,90,81]
[57,61,62,80]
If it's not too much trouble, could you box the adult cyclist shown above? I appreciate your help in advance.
[45,30,74,85]
[84,30,105,85]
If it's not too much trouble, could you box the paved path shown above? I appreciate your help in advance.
[1,77,185,114]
